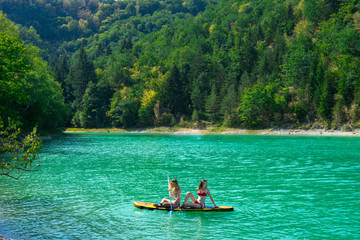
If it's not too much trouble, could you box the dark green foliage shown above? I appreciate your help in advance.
[354,58,360,106]
[163,65,189,116]
[73,80,112,128]
[206,85,219,122]
[230,35,257,82]
[69,47,97,107]
[221,84,237,120]
[318,73,333,121]
[190,78,203,112]
[55,55,73,103]
[282,35,314,88]
[323,0,341,19]
[96,44,104,58]
[304,0,319,23]
[108,88,139,128]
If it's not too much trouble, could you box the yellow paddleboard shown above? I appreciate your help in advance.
[133,201,233,212]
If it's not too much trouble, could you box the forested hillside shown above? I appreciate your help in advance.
[1,0,360,131]
[0,12,67,130]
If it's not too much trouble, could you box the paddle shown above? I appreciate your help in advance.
[168,176,173,213]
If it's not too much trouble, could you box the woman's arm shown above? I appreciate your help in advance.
[169,189,175,198]
[207,189,217,207]
[169,189,180,198]
[177,189,181,202]
[170,189,181,205]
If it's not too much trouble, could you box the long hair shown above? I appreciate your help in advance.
[197,179,207,191]
[170,179,180,190]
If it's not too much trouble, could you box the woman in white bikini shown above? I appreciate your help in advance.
[181,179,217,209]
[155,178,181,208]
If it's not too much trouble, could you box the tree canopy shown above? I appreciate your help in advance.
[0,12,66,178]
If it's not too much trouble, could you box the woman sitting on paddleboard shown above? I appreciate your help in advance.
[155,179,181,208]
[181,179,217,209]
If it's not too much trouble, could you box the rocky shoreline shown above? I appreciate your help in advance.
[64,127,360,137]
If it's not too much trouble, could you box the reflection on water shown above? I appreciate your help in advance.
[0,134,360,239]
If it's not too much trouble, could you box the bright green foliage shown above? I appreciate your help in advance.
[107,87,139,128]
[0,13,66,178]
[138,89,157,127]
[238,83,278,128]
[0,118,41,179]
[24,45,68,129]
[0,13,67,130]
[0,32,30,121]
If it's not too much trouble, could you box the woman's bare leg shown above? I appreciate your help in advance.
[182,202,202,209]
[161,198,170,205]
[162,202,171,208]
[181,192,197,208]
[186,192,197,203]
[155,198,170,207]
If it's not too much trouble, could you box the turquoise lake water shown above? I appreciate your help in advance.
[0,133,359,239]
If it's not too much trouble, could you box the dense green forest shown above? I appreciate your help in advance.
[1,0,360,133]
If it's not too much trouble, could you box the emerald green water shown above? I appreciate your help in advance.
[1,133,359,239]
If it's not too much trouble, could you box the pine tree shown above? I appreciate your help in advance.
[313,61,325,109]
[239,71,252,95]
[274,32,287,69]
[77,81,98,128]
[205,84,218,122]
[333,94,346,125]
[304,0,319,23]
[192,109,199,122]
[164,65,186,115]
[323,0,341,19]
[69,46,97,108]
[55,55,73,103]
[96,43,104,58]
[55,55,69,86]
[221,84,238,119]
[231,35,257,82]
[350,58,360,123]
[106,45,112,56]
[318,73,333,121]
[354,71,360,105]
[190,78,203,112]
[285,2,295,35]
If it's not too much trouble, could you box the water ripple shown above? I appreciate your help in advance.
[0,134,359,239]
